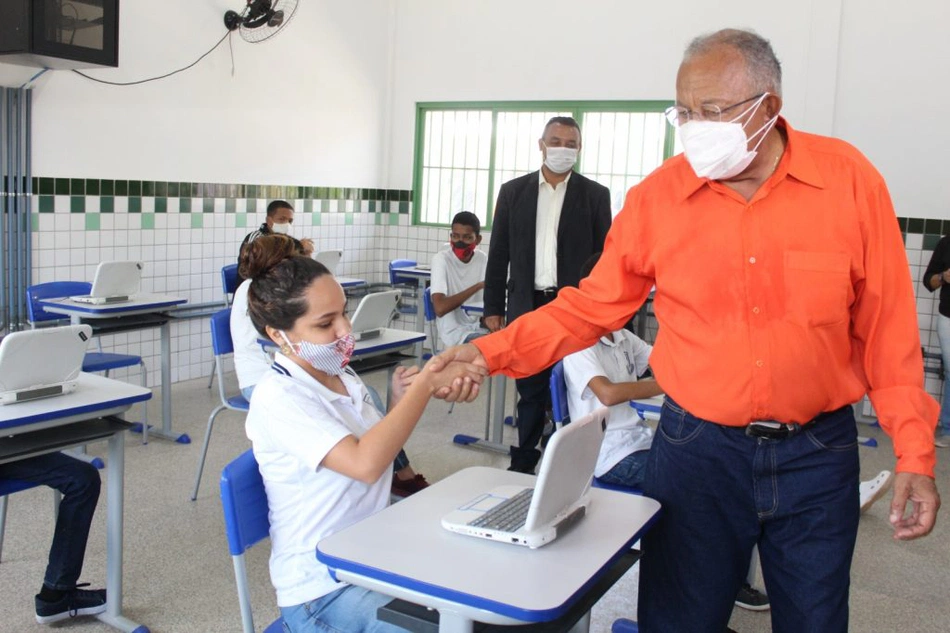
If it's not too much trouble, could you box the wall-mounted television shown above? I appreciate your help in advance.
[0,0,119,69]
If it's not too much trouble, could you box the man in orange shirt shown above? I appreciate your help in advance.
[434,28,940,633]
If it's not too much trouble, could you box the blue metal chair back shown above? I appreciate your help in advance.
[220,449,270,556]
[221,265,240,302]
[423,287,436,322]
[210,308,235,357]
[26,282,92,323]
[389,259,417,286]
[549,360,570,426]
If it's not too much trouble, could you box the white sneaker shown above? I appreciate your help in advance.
[935,435,950,449]
[859,470,893,513]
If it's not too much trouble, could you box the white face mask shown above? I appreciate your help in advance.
[678,93,778,181]
[271,222,291,235]
[280,331,354,376]
[542,144,578,174]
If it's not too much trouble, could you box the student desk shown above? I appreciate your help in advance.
[391,265,431,357]
[0,373,152,633]
[337,276,367,291]
[318,466,661,633]
[37,294,189,444]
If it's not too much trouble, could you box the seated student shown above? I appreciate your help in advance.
[564,254,894,611]
[237,200,313,283]
[233,235,430,497]
[241,246,483,632]
[0,453,105,624]
[430,211,489,347]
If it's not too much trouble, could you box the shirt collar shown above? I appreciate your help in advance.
[677,117,825,202]
[539,169,572,188]
[272,352,363,404]
[598,331,623,347]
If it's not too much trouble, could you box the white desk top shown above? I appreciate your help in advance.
[461,301,483,314]
[353,328,426,360]
[631,395,664,414]
[0,373,152,436]
[391,265,431,278]
[318,466,660,624]
[38,293,187,318]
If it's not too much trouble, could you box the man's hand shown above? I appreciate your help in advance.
[428,344,489,402]
[890,472,940,540]
[484,315,504,332]
[300,238,315,257]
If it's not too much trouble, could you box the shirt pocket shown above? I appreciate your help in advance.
[784,251,851,327]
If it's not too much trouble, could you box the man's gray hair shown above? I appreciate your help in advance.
[684,28,782,96]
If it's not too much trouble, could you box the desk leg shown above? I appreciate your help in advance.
[567,611,591,633]
[144,321,190,444]
[414,278,426,364]
[452,374,509,455]
[437,610,474,633]
[97,430,150,633]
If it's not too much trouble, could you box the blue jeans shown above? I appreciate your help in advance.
[936,314,950,433]
[638,398,859,633]
[0,452,101,590]
[597,450,649,489]
[280,585,407,633]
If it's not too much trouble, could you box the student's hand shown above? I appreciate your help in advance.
[484,315,505,332]
[422,358,485,399]
[390,365,420,405]
[428,344,489,402]
[300,238,315,257]
[942,269,950,284]
[890,472,941,540]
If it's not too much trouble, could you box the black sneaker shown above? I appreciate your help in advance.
[35,586,107,624]
[734,583,770,611]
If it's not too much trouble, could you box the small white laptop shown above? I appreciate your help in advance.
[0,325,92,405]
[349,290,399,342]
[70,261,144,305]
[314,250,343,274]
[441,408,608,549]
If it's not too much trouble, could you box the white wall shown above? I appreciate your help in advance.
[0,0,394,187]
[385,0,843,188]
[835,0,950,219]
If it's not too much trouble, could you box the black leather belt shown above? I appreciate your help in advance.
[534,287,558,298]
[744,405,849,440]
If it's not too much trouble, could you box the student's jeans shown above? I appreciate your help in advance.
[936,313,950,433]
[280,585,406,633]
[0,452,101,590]
[638,398,859,633]
[597,449,649,489]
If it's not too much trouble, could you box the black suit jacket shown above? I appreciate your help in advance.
[484,170,612,323]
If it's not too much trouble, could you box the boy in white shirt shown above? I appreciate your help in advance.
[430,211,489,347]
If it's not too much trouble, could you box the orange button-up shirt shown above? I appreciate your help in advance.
[474,119,938,477]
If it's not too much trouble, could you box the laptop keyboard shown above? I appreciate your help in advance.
[468,488,534,531]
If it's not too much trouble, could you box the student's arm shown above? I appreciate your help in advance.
[321,360,485,483]
[432,281,485,317]
[586,376,663,407]
[922,236,950,292]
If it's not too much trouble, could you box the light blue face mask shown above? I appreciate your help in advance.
[280,331,354,375]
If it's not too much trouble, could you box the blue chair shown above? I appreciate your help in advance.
[192,308,250,501]
[26,282,149,442]
[220,449,283,633]
[209,264,242,390]
[422,287,439,356]
[612,618,639,632]
[389,259,418,316]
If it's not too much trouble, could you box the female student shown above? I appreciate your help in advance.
[241,241,484,632]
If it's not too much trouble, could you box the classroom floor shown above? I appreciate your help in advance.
[1,367,948,632]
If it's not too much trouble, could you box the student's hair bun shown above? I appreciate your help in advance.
[240,234,302,280]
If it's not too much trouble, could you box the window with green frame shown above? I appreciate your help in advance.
[412,101,678,229]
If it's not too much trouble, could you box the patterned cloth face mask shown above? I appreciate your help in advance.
[280,331,355,375]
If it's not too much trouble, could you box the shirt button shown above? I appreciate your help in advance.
[749,257,757,264]
[755,360,764,367]
[752,307,760,314]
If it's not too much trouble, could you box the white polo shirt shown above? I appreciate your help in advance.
[245,355,391,607]
[563,330,655,477]
[430,247,488,347]
[230,280,272,390]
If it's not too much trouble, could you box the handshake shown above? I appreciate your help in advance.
[422,344,491,402]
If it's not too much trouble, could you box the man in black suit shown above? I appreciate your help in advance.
[484,116,612,473]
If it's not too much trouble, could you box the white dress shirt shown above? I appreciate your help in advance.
[535,171,571,290]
